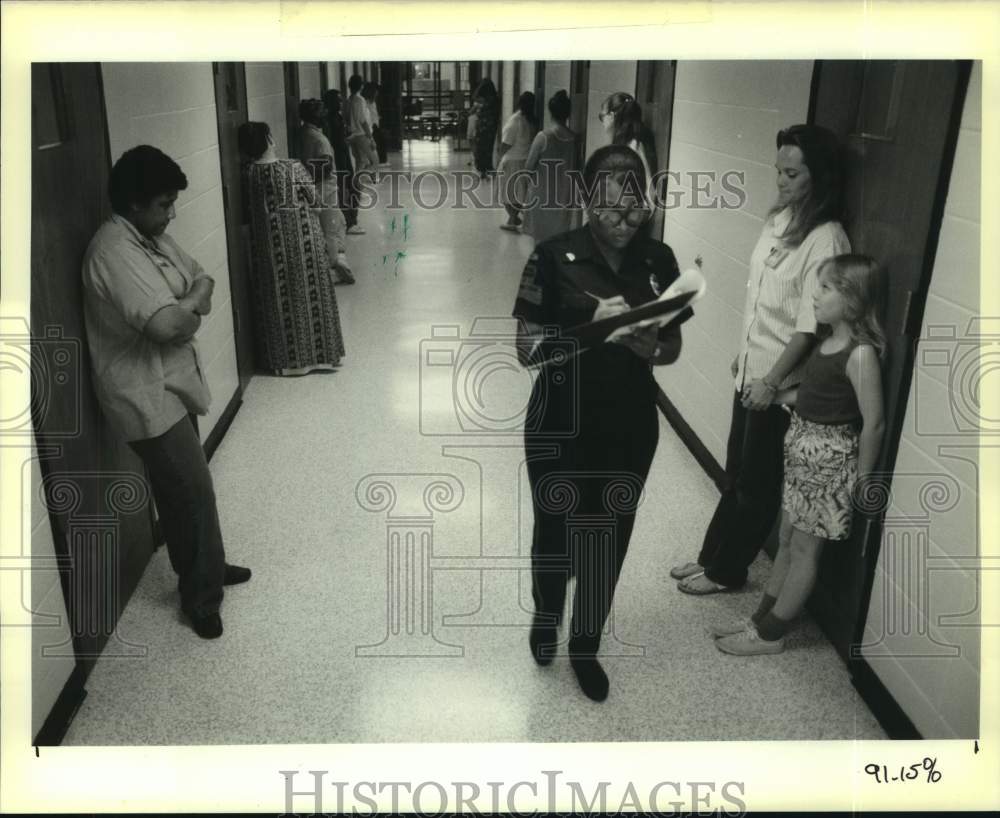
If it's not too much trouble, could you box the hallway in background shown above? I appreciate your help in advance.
[60,148,886,744]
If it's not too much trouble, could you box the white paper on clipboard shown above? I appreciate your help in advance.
[605,267,707,342]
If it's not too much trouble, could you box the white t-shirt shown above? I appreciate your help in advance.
[501,112,534,161]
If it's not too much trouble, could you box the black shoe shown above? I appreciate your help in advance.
[529,617,557,666]
[223,564,252,585]
[570,656,609,702]
[189,612,223,639]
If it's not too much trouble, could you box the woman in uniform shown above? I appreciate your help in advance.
[512,144,692,701]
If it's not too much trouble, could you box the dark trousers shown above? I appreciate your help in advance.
[129,415,226,617]
[527,401,658,656]
[336,168,359,229]
[698,391,790,588]
[372,124,387,163]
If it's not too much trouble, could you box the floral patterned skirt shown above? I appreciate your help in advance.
[782,412,859,540]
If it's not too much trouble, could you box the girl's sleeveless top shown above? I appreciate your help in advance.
[795,341,862,425]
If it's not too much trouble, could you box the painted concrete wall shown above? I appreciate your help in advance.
[860,62,983,738]
[653,60,813,464]
[101,62,240,442]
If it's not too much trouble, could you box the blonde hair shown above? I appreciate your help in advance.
[817,254,888,359]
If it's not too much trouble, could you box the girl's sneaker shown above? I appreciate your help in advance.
[705,617,754,638]
[715,625,785,655]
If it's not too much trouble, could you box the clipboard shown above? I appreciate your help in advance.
[529,267,706,368]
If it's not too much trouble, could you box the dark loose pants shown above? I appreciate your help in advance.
[527,398,659,657]
[698,390,791,588]
[336,168,359,229]
[129,415,226,617]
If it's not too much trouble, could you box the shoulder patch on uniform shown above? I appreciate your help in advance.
[565,252,576,262]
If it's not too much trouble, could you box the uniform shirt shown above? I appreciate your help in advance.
[736,208,850,391]
[346,93,369,139]
[82,214,212,442]
[512,225,693,412]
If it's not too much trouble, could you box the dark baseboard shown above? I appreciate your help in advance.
[33,663,87,746]
[850,656,922,739]
[204,387,243,463]
[655,387,726,491]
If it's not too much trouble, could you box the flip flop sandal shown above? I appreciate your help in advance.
[669,561,703,580]
[499,223,520,232]
[677,572,734,595]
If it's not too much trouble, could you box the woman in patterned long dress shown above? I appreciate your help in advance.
[238,121,346,375]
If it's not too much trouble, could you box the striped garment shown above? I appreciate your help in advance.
[735,207,850,391]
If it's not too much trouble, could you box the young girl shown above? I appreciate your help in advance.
[712,254,887,655]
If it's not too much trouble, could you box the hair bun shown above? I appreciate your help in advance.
[554,89,569,99]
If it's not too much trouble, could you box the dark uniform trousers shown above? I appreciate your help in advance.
[129,414,226,617]
[697,391,791,588]
[527,392,659,658]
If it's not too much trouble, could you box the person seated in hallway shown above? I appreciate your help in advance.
[346,74,378,173]
[522,89,579,244]
[81,145,251,640]
[299,98,355,284]
[512,144,693,702]
[238,121,347,376]
[711,254,886,655]
[497,91,538,233]
[322,88,364,236]
[671,124,850,595]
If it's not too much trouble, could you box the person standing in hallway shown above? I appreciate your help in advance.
[362,81,388,166]
[522,89,579,243]
[238,121,347,376]
[299,98,355,284]
[711,254,886,654]
[81,145,251,640]
[472,78,499,178]
[346,74,378,173]
[598,91,657,201]
[322,88,364,235]
[671,124,850,595]
[513,145,692,701]
[497,91,538,232]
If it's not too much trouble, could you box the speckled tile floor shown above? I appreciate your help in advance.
[61,141,886,744]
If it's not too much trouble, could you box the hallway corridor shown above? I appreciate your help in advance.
[62,143,886,744]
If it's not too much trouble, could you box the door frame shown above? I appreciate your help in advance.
[808,59,973,736]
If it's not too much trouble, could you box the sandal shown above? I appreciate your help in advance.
[669,561,703,580]
[677,572,735,595]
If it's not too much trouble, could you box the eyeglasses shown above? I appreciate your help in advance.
[594,206,650,228]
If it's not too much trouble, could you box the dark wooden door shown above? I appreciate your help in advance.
[569,60,590,172]
[212,62,255,390]
[533,62,547,131]
[809,59,971,660]
[635,60,677,239]
[30,63,157,671]
[283,62,301,158]
[378,62,404,151]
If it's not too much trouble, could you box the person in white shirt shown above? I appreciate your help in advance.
[345,74,378,172]
[671,124,851,597]
[497,91,538,232]
[362,81,388,166]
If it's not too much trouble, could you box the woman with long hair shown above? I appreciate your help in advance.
[522,89,579,242]
[472,78,499,177]
[672,124,851,596]
[598,91,657,198]
[497,91,538,232]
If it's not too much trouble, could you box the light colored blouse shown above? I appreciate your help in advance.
[500,112,535,161]
[82,214,212,441]
[736,207,851,391]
